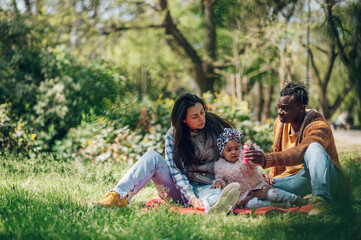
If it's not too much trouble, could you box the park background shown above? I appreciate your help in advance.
[1,0,361,239]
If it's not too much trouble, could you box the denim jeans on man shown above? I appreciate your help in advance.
[272,142,341,201]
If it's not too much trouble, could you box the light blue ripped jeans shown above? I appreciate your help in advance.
[191,183,222,213]
[245,188,297,209]
[110,150,222,211]
[272,142,341,201]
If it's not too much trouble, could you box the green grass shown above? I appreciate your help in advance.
[1,151,361,240]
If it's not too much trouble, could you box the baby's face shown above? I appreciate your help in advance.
[222,139,240,162]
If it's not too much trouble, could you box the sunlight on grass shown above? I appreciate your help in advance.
[1,151,361,239]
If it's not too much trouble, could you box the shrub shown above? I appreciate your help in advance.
[0,12,127,151]
[54,92,273,163]
[0,102,36,151]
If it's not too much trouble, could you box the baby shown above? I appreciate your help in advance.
[212,128,307,209]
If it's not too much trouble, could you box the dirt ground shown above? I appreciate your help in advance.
[332,129,361,153]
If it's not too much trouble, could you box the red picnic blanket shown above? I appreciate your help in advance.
[145,198,313,215]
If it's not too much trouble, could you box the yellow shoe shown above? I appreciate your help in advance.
[308,195,327,216]
[303,194,313,202]
[95,192,128,208]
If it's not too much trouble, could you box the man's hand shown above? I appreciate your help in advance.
[190,197,205,211]
[262,172,274,184]
[210,180,222,189]
[244,150,266,166]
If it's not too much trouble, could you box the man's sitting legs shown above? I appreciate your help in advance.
[273,142,341,215]
[304,142,340,201]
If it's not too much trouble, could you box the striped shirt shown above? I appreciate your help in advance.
[164,133,195,204]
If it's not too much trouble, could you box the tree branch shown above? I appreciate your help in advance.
[159,0,209,93]
[159,0,203,66]
[323,42,337,88]
[324,0,352,70]
[329,81,353,115]
[99,24,165,35]
[308,47,322,86]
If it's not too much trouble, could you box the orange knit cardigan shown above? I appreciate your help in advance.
[265,110,340,174]
[264,110,349,199]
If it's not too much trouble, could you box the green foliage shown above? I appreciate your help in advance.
[53,96,174,162]
[0,12,127,151]
[0,103,36,151]
[2,0,360,157]
[54,92,273,163]
[339,153,361,205]
[103,29,190,99]
[202,92,274,151]
[0,13,48,115]
[1,150,360,240]
[32,47,126,150]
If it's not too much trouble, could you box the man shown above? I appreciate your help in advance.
[245,81,349,215]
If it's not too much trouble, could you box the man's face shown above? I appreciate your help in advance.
[277,95,305,124]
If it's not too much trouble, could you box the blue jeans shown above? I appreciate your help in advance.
[272,142,341,201]
[191,183,222,213]
[245,188,297,209]
[111,150,221,211]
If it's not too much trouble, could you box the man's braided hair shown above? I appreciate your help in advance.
[280,81,309,106]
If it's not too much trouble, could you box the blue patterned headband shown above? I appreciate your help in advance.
[217,128,243,155]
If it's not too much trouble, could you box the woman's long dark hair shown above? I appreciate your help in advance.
[171,93,233,174]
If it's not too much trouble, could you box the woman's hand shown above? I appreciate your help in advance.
[244,150,266,166]
[190,197,205,211]
[262,172,274,184]
[210,180,222,189]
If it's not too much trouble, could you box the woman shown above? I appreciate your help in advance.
[96,93,241,213]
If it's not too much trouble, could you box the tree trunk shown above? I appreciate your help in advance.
[352,2,361,124]
[227,73,236,101]
[11,0,19,14]
[35,0,43,14]
[261,85,274,124]
[279,47,287,88]
[324,0,361,123]
[24,0,31,13]
[160,0,217,94]
[252,81,263,122]
[242,75,248,101]
[319,88,330,119]
[202,0,217,93]
[235,73,241,105]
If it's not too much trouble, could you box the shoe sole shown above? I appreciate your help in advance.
[308,211,323,216]
[208,182,241,214]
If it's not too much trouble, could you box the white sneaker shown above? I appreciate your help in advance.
[208,182,241,214]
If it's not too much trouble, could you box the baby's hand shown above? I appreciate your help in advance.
[262,172,274,184]
[210,180,222,189]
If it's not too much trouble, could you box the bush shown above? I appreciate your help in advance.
[54,92,273,163]
[0,13,127,151]
[0,103,36,151]
[32,49,126,150]
[203,92,274,151]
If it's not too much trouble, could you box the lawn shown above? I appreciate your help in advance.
[1,150,361,240]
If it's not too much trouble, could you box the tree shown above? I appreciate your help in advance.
[0,10,126,150]
[100,0,298,95]
[323,0,361,123]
